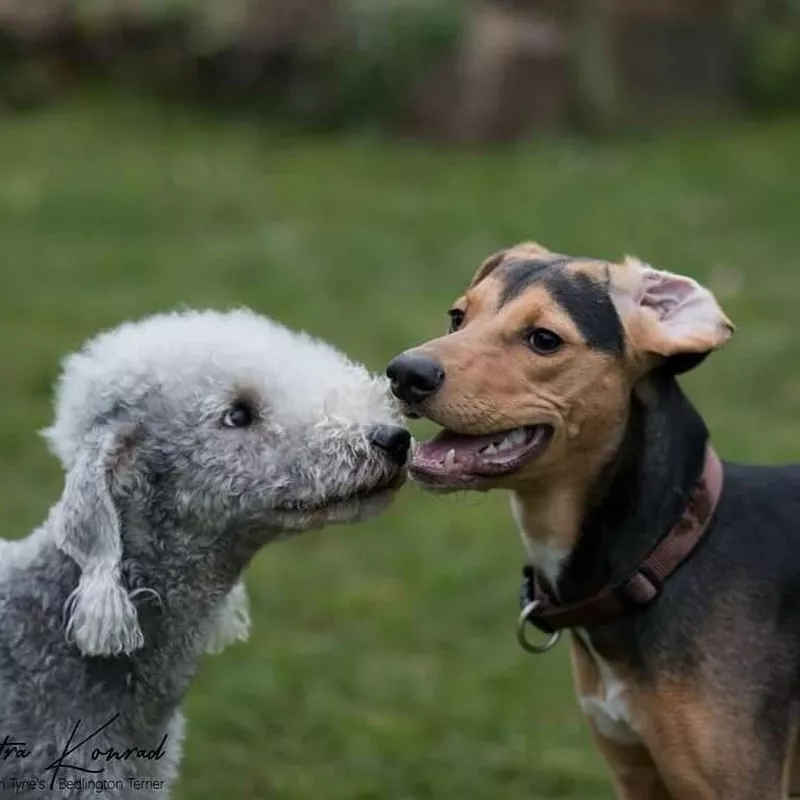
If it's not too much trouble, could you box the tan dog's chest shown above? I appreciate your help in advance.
[513,498,642,746]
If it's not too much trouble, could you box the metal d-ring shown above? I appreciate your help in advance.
[516,600,561,654]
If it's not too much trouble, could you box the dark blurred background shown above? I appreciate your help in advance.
[2,0,800,137]
[1,2,799,799]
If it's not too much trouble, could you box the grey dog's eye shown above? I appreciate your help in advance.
[222,403,253,428]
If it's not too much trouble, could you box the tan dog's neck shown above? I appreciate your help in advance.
[510,485,581,589]
[510,372,712,609]
[509,436,624,589]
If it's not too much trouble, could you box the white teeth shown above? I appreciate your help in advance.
[480,428,531,458]
[496,437,514,453]
[502,429,529,452]
[507,428,528,446]
[444,448,456,469]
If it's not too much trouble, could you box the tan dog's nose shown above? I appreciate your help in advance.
[386,353,444,405]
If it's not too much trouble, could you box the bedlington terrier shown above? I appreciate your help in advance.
[0,309,409,800]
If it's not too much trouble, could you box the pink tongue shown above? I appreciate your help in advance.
[415,429,503,461]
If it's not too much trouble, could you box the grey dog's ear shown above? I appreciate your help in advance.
[49,429,144,657]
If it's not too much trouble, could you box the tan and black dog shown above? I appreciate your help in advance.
[387,242,800,799]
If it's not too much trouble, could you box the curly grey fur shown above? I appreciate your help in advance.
[0,309,404,799]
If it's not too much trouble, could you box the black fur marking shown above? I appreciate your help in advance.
[498,259,625,356]
[498,258,570,306]
[546,272,625,357]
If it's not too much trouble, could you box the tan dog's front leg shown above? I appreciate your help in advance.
[570,636,672,799]
[590,728,672,800]
[570,635,791,799]
[631,677,788,800]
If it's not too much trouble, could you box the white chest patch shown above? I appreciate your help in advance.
[576,631,641,744]
[509,495,640,744]
[510,496,568,589]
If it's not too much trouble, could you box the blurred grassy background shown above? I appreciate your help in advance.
[1,96,800,799]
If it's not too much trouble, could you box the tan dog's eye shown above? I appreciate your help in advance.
[527,328,563,355]
[448,309,465,333]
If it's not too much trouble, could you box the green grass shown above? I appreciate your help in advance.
[1,98,800,799]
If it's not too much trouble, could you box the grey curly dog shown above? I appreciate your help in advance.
[0,309,409,799]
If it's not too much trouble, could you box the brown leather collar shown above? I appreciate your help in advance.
[519,445,724,633]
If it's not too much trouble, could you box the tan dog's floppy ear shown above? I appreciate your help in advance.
[48,428,145,657]
[470,241,552,288]
[616,257,734,374]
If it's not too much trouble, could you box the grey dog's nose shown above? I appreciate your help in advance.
[386,353,444,405]
[369,425,411,466]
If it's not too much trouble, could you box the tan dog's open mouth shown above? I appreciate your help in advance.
[410,424,553,488]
